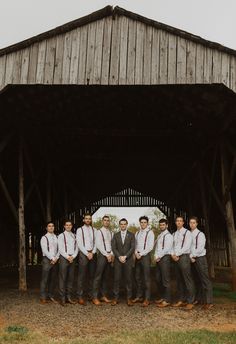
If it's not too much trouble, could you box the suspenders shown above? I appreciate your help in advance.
[181,229,188,249]
[44,235,49,251]
[63,232,76,253]
[137,229,150,250]
[195,231,201,249]
[99,229,111,253]
[81,226,95,249]
[162,233,169,250]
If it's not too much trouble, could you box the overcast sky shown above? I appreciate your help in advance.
[0,0,236,50]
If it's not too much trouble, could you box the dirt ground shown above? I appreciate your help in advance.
[0,289,235,341]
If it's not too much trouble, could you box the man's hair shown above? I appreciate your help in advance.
[159,218,168,225]
[175,216,184,222]
[189,216,199,223]
[139,216,149,222]
[46,221,54,227]
[64,219,73,225]
[83,212,92,219]
[119,218,128,224]
[102,215,110,220]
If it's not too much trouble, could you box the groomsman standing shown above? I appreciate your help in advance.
[58,220,78,306]
[154,218,173,308]
[133,216,154,307]
[92,215,113,305]
[111,218,135,306]
[40,221,59,304]
[189,216,213,310]
[171,216,195,310]
[76,213,97,305]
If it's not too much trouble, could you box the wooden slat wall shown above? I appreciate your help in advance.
[1,15,236,92]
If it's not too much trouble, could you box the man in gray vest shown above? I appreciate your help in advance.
[189,216,213,310]
[58,220,78,306]
[40,221,59,304]
[111,218,135,306]
[171,216,195,310]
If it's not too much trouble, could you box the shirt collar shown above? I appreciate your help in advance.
[191,228,199,235]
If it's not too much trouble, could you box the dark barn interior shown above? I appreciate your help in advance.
[0,83,236,290]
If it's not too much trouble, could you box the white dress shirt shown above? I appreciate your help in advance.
[120,229,127,244]
[58,230,78,259]
[96,227,113,257]
[40,232,59,260]
[172,227,192,256]
[135,227,154,256]
[190,228,206,258]
[76,225,97,256]
[154,229,173,259]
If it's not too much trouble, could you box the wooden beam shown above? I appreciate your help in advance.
[25,163,44,205]
[0,132,14,154]
[0,173,18,223]
[220,143,236,291]
[18,136,27,291]
[204,172,226,219]
[46,167,52,221]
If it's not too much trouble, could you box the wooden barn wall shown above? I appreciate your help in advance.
[0,15,236,91]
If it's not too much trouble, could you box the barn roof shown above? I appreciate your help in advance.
[1,5,236,57]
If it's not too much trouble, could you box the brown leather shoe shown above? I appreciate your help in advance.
[141,299,150,307]
[127,299,134,306]
[132,297,143,303]
[171,301,185,307]
[40,299,48,304]
[100,296,112,303]
[66,298,77,305]
[203,304,214,310]
[78,298,86,306]
[155,298,164,304]
[157,301,170,308]
[92,298,102,306]
[111,299,118,306]
[184,303,194,310]
[49,297,58,304]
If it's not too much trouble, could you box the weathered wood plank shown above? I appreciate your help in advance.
[53,34,65,84]
[101,16,112,85]
[135,21,145,84]
[20,48,30,83]
[186,40,196,83]
[12,50,22,84]
[126,19,137,85]
[28,43,39,84]
[0,55,6,89]
[221,52,230,87]
[36,40,47,83]
[62,32,72,84]
[143,25,152,84]
[44,37,57,84]
[119,16,129,85]
[85,22,97,84]
[92,19,105,84]
[176,37,187,83]
[230,56,236,92]
[195,44,204,83]
[69,28,80,84]
[78,25,88,84]
[5,53,15,85]
[159,30,168,84]
[203,47,213,83]
[168,34,177,84]
[151,28,160,84]
[109,16,121,85]
[212,49,222,83]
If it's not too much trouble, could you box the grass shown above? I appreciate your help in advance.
[0,329,236,344]
[213,283,236,302]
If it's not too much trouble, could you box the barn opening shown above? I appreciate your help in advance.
[0,83,236,290]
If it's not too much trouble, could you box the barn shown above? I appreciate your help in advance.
[0,5,236,291]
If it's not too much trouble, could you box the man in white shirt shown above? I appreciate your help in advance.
[92,215,113,306]
[189,216,213,310]
[154,218,173,308]
[171,216,195,310]
[40,221,59,304]
[76,213,97,305]
[132,216,154,307]
[58,220,78,306]
[111,218,135,306]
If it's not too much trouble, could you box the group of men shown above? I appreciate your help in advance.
[40,214,213,310]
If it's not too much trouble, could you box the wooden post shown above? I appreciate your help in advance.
[221,143,236,291]
[18,136,27,291]
[199,165,215,278]
[46,167,52,221]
